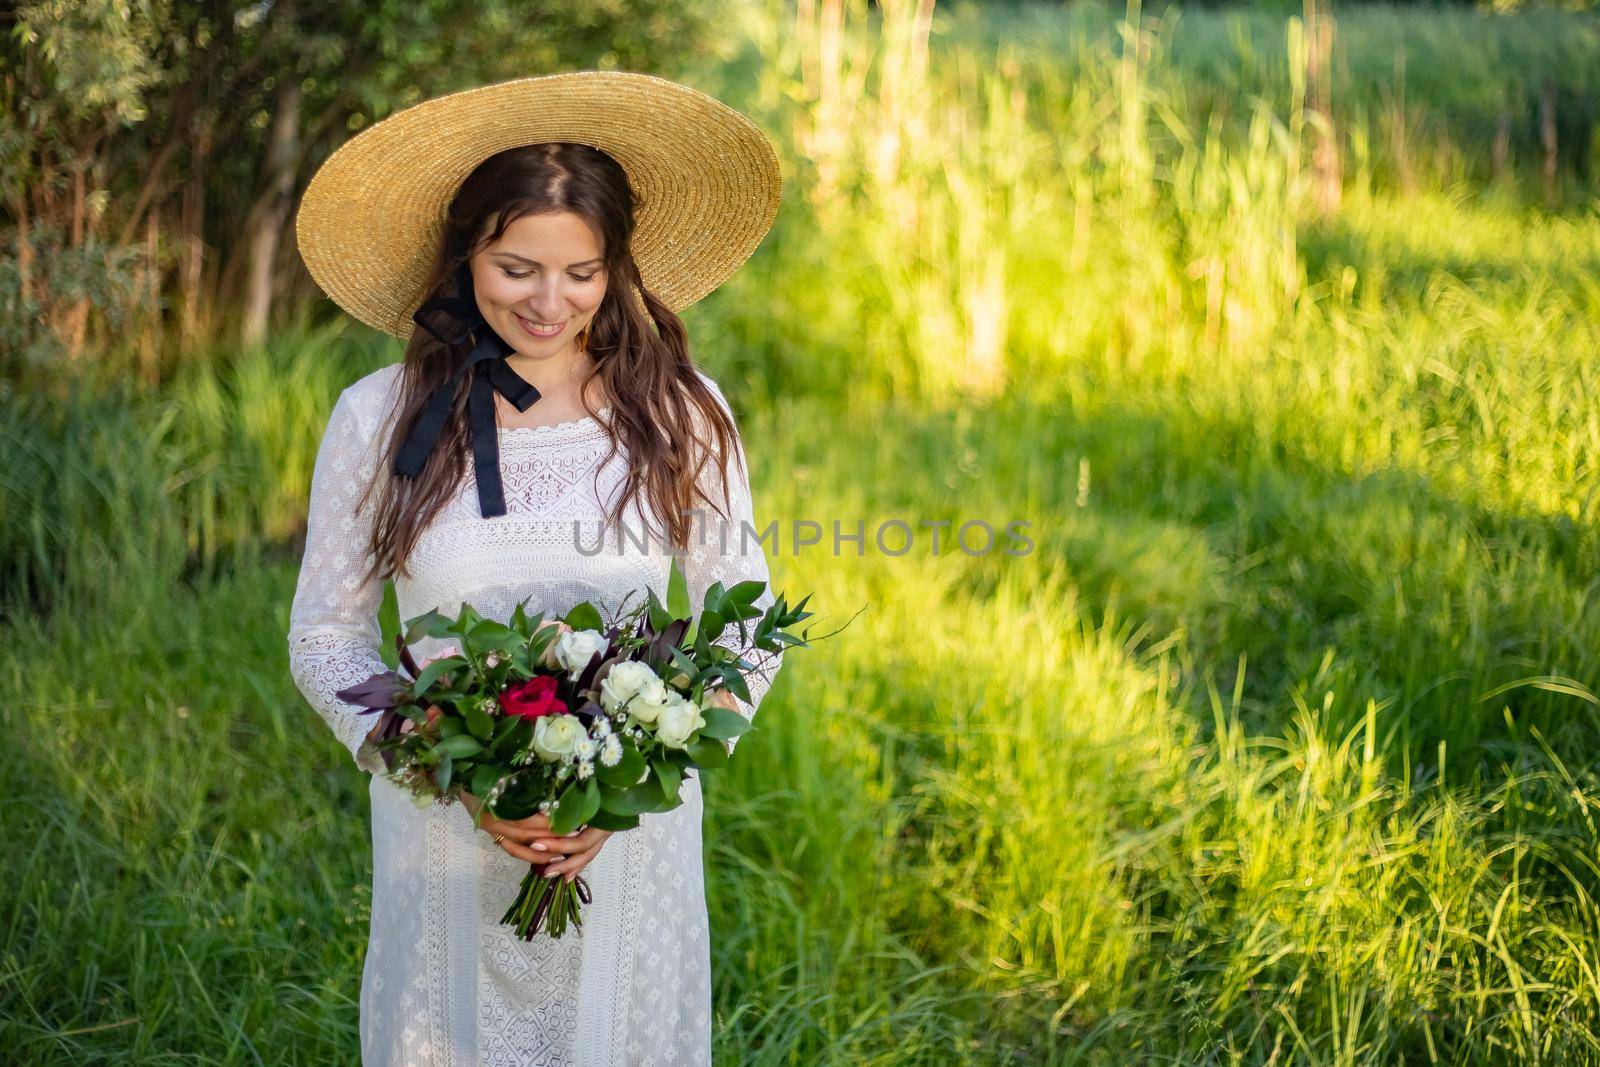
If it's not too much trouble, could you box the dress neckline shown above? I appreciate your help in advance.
[496,404,612,441]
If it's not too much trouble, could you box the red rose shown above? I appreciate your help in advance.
[498,675,568,721]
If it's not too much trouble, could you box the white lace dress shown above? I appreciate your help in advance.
[286,362,781,1066]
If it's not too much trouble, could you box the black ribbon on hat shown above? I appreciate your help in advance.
[396,294,542,518]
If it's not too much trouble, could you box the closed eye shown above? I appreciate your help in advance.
[501,269,600,283]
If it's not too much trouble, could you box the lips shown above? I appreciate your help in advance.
[514,313,566,339]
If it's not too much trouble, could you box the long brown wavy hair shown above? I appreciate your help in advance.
[353,142,742,586]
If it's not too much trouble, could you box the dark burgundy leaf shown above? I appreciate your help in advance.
[396,633,421,681]
[335,670,409,709]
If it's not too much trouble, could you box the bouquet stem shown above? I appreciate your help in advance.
[502,865,593,940]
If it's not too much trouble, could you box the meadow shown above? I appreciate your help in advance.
[4,1,1600,1062]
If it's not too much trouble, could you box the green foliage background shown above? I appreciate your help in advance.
[4,0,1600,1063]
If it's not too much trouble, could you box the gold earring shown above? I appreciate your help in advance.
[576,324,590,351]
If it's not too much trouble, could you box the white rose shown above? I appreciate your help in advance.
[531,713,586,763]
[628,687,674,726]
[554,628,608,679]
[654,692,706,749]
[599,661,666,713]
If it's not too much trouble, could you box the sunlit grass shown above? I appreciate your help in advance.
[5,1,1600,1063]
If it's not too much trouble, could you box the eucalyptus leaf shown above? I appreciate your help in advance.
[435,734,484,759]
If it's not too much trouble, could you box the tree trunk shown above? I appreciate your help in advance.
[1304,0,1341,216]
[1540,78,1559,209]
[242,76,302,348]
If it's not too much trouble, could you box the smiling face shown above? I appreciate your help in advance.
[468,210,609,360]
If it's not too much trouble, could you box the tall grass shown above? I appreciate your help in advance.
[5,1,1600,1062]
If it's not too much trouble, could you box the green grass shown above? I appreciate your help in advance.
[6,2,1600,1063]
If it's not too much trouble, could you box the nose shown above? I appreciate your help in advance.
[524,275,571,321]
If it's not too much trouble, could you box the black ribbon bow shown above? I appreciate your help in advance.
[396,295,542,518]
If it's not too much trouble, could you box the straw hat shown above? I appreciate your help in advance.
[295,70,782,339]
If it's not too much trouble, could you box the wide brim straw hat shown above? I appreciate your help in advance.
[295,70,781,340]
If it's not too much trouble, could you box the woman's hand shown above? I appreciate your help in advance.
[461,790,613,882]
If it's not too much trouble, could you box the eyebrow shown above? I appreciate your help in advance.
[492,252,605,269]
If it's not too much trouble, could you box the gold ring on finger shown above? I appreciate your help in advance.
[492,833,507,846]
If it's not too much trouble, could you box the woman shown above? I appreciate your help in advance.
[285,72,783,1066]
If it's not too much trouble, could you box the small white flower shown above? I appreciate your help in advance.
[593,716,612,738]
[600,735,623,767]
[539,800,553,814]
[575,738,596,760]
[576,760,594,781]
[485,652,503,668]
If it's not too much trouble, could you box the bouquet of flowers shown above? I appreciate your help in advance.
[334,557,813,939]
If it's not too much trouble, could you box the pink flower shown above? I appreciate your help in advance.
[499,676,568,721]
[418,643,463,669]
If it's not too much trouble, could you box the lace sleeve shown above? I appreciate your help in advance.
[286,386,391,775]
[682,377,783,757]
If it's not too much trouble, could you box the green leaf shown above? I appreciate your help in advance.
[435,734,485,759]
[550,777,601,834]
[595,740,646,786]
[599,780,668,817]
[686,736,729,769]
[651,757,681,801]
[698,607,726,644]
[469,765,499,798]
[564,602,605,633]
[414,655,467,696]
[462,698,494,742]
[697,706,753,740]
[467,619,520,651]
[402,609,454,643]
[493,716,533,759]
[445,603,485,636]
[434,753,454,792]
[646,588,672,633]
[586,809,640,832]
[720,670,751,704]
[727,579,764,606]
[667,557,691,620]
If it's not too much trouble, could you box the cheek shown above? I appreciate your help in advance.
[475,272,526,307]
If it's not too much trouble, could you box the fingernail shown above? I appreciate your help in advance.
[533,842,548,851]
[545,867,560,878]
